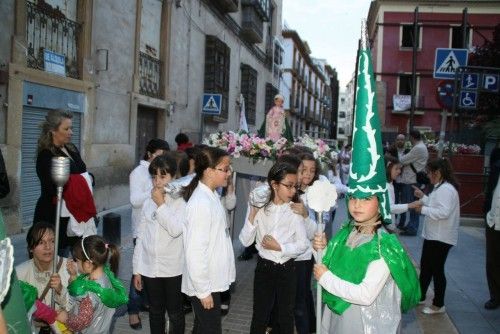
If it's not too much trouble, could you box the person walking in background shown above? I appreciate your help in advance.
[175,133,193,152]
[484,147,500,310]
[413,158,460,314]
[128,138,170,329]
[34,109,90,255]
[182,147,235,333]
[399,130,429,236]
[338,144,352,186]
[133,154,186,334]
[385,134,409,226]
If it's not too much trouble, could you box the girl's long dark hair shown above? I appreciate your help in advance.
[149,153,177,177]
[182,146,229,201]
[73,235,120,275]
[427,158,459,190]
[264,161,298,209]
[26,222,55,259]
[299,152,321,186]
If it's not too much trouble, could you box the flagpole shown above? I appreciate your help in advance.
[316,212,325,334]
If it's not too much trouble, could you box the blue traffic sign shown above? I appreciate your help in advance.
[436,80,454,110]
[434,48,468,79]
[483,74,499,92]
[459,91,477,109]
[202,93,222,115]
[461,73,479,90]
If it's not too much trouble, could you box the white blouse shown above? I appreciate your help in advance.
[239,202,309,264]
[133,195,186,278]
[129,160,152,238]
[182,182,236,299]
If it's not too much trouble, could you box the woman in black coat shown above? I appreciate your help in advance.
[34,109,88,256]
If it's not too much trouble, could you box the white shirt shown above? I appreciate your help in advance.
[327,170,349,195]
[400,141,429,184]
[421,182,460,245]
[486,176,500,231]
[133,196,186,277]
[16,257,71,310]
[129,160,152,238]
[182,182,236,299]
[387,182,409,223]
[319,258,390,305]
[239,202,309,264]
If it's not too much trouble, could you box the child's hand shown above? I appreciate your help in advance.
[248,206,259,224]
[313,264,328,281]
[408,200,422,210]
[261,234,281,251]
[133,274,142,291]
[313,233,327,251]
[66,260,78,279]
[152,187,166,206]
[200,295,214,309]
[412,185,424,199]
[290,201,308,218]
[56,310,68,324]
[49,273,63,294]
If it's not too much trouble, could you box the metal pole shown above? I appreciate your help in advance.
[409,6,419,132]
[462,8,468,49]
[437,109,447,158]
[316,211,325,334]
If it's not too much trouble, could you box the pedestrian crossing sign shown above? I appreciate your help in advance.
[202,93,222,115]
[433,48,468,79]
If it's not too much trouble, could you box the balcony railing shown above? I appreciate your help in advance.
[26,1,81,79]
[139,52,162,99]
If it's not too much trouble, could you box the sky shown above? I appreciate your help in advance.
[282,0,372,90]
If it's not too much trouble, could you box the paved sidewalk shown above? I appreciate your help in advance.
[10,201,500,333]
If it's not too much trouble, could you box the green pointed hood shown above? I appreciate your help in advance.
[347,32,391,225]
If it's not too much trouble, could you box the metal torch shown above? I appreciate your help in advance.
[50,157,70,307]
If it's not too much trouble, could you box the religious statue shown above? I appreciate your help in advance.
[258,94,294,143]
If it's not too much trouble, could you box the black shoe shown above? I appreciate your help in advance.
[484,299,499,310]
[129,318,142,330]
[399,230,417,236]
[237,252,253,261]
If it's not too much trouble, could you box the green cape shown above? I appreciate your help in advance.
[68,265,128,308]
[322,223,421,314]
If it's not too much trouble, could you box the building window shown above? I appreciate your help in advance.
[241,64,258,125]
[401,24,421,48]
[451,26,471,48]
[398,74,413,95]
[339,111,346,118]
[205,36,230,120]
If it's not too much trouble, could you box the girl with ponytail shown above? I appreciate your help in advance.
[181,146,236,333]
[56,235,127,334]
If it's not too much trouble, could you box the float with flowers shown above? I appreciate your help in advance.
[203,130,337,177]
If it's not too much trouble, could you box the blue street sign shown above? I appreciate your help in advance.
[433,48,468,79]
[483,74,499,92]
[43,49,66,76]
[202,93,222,115]
[461,73,479,90]
[459,91,477,109]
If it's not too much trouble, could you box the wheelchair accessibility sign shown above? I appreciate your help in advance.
[459,91,477,109]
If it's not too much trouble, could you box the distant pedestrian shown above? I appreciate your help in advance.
[413,158,460,314]
[175,133,193,152]
[182,147,235,333]
[399,130,429,236]
[338,144,352,185]
[239,161,309,334]
[385,134,409,226]
[484,147,500,310]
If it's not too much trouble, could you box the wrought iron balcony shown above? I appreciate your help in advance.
[26,1,81,79]
[139,52,162,99]
[241,5,263,44]
[213,0,239,13]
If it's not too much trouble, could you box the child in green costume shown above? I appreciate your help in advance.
[312,24,421,333]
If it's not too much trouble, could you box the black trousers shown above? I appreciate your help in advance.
[250,257,296,334]
[190,292,222,334]
[294,258,316,334]
[486,225,500,302]
[142,275,185,334]
[419,239,452,307]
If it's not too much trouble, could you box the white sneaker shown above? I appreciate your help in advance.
[422,306,446,314]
